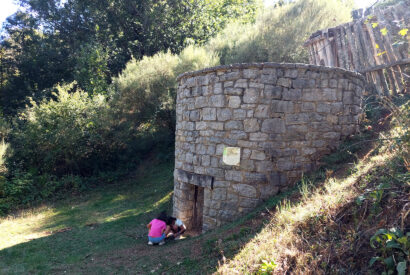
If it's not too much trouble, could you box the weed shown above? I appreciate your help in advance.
[369,228,409,275]
[257,259,277,275]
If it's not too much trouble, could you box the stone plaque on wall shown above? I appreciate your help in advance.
[223,147,241,166]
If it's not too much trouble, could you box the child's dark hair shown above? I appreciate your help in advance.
[157,211,168,222]
[166,216,176,225]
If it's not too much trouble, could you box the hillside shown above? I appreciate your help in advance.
[1,97,408,274]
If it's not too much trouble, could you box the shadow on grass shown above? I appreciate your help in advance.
[0,129,380,274]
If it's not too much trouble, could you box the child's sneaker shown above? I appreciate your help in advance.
[159,241,165,245]
[148,241,153,245]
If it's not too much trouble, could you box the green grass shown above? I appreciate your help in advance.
[1,101,407,274]
[0,156,291,274]
[0,161,175,274]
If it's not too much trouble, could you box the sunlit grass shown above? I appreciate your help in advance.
[218,150,394,274]
[0,162,174,253]
[0,139,8,169]
[0,207,56,250]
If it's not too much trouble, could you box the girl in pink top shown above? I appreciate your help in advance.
[147,211,168,245]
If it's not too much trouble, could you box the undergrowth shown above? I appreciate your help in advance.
[216,94,409,274]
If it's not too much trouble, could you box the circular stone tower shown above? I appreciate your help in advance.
[173,63,365,232]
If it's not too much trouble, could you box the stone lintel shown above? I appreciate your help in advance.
[175,169,214,189]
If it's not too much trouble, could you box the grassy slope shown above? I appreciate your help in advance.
[0,104,408,274]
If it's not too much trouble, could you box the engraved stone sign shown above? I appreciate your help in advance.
[223,147,241,166]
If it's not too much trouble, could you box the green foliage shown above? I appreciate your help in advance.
[258,259,277,274]
[113,45,218,128]
[208,0,353,64]
[1,0,259,114]
[8,82,110,176]
[369,228,409,275]
[73,43,110,96]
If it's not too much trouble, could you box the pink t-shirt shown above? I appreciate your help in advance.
[148,219,166,237]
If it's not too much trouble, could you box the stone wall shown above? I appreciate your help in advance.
[173,63,365,232]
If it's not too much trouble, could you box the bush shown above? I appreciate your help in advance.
[208,0,353,64]
[8,82,112,176]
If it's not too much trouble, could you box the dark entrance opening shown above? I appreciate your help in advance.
[191,185,204,231]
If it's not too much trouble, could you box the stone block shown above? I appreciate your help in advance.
[323,132,341,139]
[243,88,259,103]
[244,118,260,132]
[202,108,216,121]
[277,158,294,170]
[322,88,337,101]
[190,110,200,121]
[250,150,266,161]
[235,79,248,88]
[210,95,225,107]
[261,118,286,133]
[225,170,243,182]
[216,144,225,155]
[209,122,224,131]
[212,188,227,201]
[329,79,338,88]
[201,155,211,167]
[262,68,276,76]
[214,82,223,94]
[244,69,259,78]
[217,108,232,121]
[207,168,224,178]
[326,114,338,124]
[233,109,246,119]
[242,148,251,159]
[260,74,277,84]
[225,121,243,130]
[292,78,307,88]
[301,102,315,112]
[302,89,321,101]
[255,161,274,172]
[224,81,234,87]
[285,113,309,124]
[320,79,328,88]
[196,121,207,130]
[211,157,219,167]
[195,96,208,108]
[224,87,243,95]
[263,85,282,99]
[271,100,294,113]
[285,69,298,78]
[249,82,264,89]
[239,198,259,208]
[214,181,230,188]
[283,88,302,100]
[254,105,270,118]
[240,160,255,170]
[220,71,240,81]
[244,172,267,184]
[229,130,247,140]
[277,77,292,88]
[228,96,241,108]
[249,132,269,141]
[260,184,279,199]
[302,147,316,155]
[343,91,354,104]
[232,184,257,198]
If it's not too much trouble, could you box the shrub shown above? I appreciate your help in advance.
[208,0,353,64]
[8,82,112,176]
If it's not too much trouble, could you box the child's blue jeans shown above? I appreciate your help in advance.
[148,233,165,243]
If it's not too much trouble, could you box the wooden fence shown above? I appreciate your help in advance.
[304,1,409,95]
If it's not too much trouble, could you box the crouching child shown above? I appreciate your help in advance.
[147,212,168,245]
[166,217,186,240]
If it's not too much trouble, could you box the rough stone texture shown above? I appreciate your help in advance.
[173,62,365,232]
